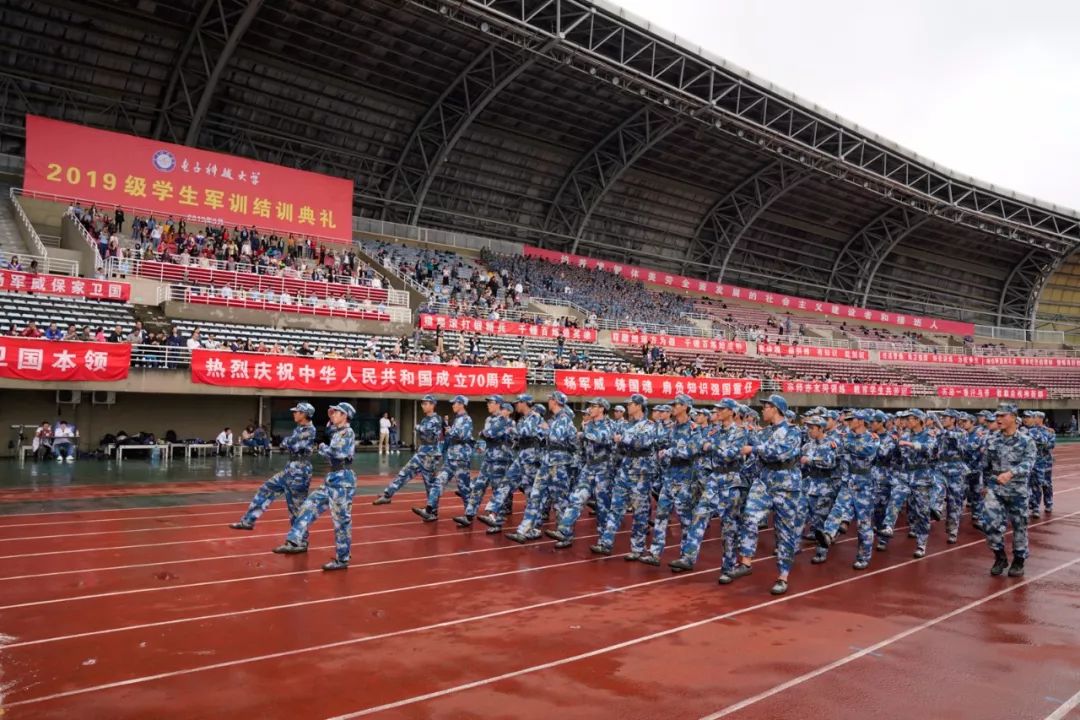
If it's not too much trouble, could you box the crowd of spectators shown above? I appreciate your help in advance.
[185,284,389,316]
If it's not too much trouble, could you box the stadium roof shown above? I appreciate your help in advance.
[2,0,1077,330]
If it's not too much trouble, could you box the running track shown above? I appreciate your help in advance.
[1,449,1078,719]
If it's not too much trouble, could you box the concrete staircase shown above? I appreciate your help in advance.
[0,185,33,259]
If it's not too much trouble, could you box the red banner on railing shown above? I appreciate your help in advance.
[879,351,983,365]
[0,269,130,302]
[555,370,759,401]
[418,314,596,343]
[757,342,869,360]
[610,330,746,354]
[982,356,1080,367]
[135,260,386,302]
[782,381,913,397]
[525,246,975,336]
[190,350,526,395]
[880,351,1080,367]
[0,336,130,382]
[24,115,354,243]
[936,386,1048,400]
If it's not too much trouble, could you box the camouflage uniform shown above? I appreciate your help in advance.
[962,424,987,524]
[872,428,900,533]
[286,422,356,562]
[237,421,316,538]
[937,420,971,540]
[648,415,699,559]
[429,411,474,514]
[487,408,544,521]
[883,422,937,553]
[380,412,443,499]
[737,420,805,577]
[984,428,1036,559]
[1027,423,1055,514]
[555,414,614,541]
[679,418,745,568]
[823,427,879,564]
[801,432,839,545]
[512,404,577,539]
[465,410,514,517]
[595,415,659,555]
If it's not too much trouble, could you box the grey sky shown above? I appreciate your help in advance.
[613,0,1080,211]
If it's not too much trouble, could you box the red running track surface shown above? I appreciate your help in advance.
[1,452,1079,719]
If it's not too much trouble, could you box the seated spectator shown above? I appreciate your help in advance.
[215,427,234,456]
[31,421,52,462]
[20,321,43,338]
[51,420,78,462]
[44,322,62,341]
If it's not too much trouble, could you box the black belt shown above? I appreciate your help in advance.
[448,439,473,446]
[546,445,574,452]
[484,439,508,446]
[716,463,742,473]
[762,459,799,471]
[849,468,872,475]
[624,449,654,458]
[669,459,693,468]
[329,459,353,470]
[908,464,929,470]
[516,439,539,449]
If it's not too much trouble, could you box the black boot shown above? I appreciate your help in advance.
[1007,556,1025,577]
[990,549,1008,576]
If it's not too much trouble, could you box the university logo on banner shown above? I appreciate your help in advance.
[190,350,527,395]
[0,337,130,382]
[24,115,354,243]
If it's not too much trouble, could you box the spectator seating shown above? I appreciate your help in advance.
[423,328,627,371]
[0,291,135,333]
[173,285,391,322]
[977,366,1078,399]
[765,357,917,387]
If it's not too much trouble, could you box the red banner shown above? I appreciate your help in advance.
[782,381,913,397]
[190,350,526,395]
[135,260,386,302]
[0,336,130,382]
[419,314,596,343]
[610,330,746,354]
[880,351,1080,367]
[555,370,759,401]
[525,246,975,336]
[0,269,130,302]
[757,342,870,361]
[936,386,1048,400]
[24,115,354,243]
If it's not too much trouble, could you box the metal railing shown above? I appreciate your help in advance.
[166,284,412,324]
[530,296,702,337]
[7,188,79,276]
[65,208,105,273]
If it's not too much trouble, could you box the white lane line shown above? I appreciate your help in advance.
[7,511,1076,710]
[315,509,1080,719]
[1045,687,1080,720]
[697,557,1080,719]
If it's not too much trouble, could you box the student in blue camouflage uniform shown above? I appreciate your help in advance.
[640,394,699,565]
[959,412,987,529]
[881,409,937,557]
[669,398,745,576]
[739,406,766,531]
[936,409,971,543]
[454,395,514,526]
[590,394,658,559]
[816,410,879,569]
[273,402,357,571]
[728,394,804,596]
[231,402,317,535]
[373,395,443,505]
[507,391,577,543]
[479,395,543,533]
[1023,411,1055,517]
[547,398,614,548]
[652,404,673,498]
[870,411,897,542]
[984,404,1037,577]
[799,416,838,565]
[414,395,473,522]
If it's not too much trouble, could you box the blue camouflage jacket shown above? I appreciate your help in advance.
[900,429,937,486]
[444,412,474,463]
[985,429,1036,486]
[281,422,317,457]
[751,421,803,493]
[843,431,879,481]
[415,413,444,456]
[319,424,355,473]
[480,413,514,463]
[581,417,615,465]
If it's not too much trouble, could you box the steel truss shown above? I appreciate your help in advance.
[825,205,930,307]
[411,0,1080,254]
[998,248,1070,331]
[153,0,265,145]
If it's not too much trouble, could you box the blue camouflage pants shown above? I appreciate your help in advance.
[965,471,987,526]
[1029,463,1052,512]
[487,451,541,519]
[429,456,471,512]
[648,470,697,558]
[382,452,439,498]
[465,454,512,517]
[679,471,739,565]
[738,480,804,576]
[598,460,654,553]
[872,469,896,532]
[557,461,613,540]
[241,460,312,541]
[883,476,931,550]
[983,479,1030,558]
[824,473,875,563]
[722,485,750,572]
[929,471,946,518]
[941,463,967,536]
[802,482,840,536]
[515,456,573,536]
[286,470,355,561]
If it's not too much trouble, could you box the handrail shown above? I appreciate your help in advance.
[65,208,105,273]
[167,284,411,323]
[7,188,79,276]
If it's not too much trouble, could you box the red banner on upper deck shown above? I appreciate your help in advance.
[610,330,746,354]
[190,350,526,395]
[525,246,975,336]
[555,370,759,401]
[757,342,870,361]
[418,314,596,343]
[24,115,353,243]
[0,269,130,302]
[880,351,1080,367]
[782,381,912,397]
[0,336,130,382]
[936,386,1048,400]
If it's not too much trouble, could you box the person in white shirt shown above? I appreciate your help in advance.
[216,427,234,456]
[378,413,392,453]
[187,330,202,350]
[52,420,77,462]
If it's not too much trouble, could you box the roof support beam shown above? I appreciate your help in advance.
[824,205,930,307]
[541,105,682,253]
[998,247,1070,331]
[681,160,809,283]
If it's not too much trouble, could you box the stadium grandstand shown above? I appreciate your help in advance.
[0,0,1078,718]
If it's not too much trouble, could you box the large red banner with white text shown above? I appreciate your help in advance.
[880,351,1080,367]
[610,330,746,354]
[190,350,526,395]
[419,314,596,343]
[0,269,131,302]
[0,336,130,382]
[757,342,870,361]
[936,386,1048,400]
[555,370,759,401]
[24,115,354,242]
[525,246,975,336]
[782,381,913,397]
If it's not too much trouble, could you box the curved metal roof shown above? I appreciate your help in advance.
[1,0,1075,331]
